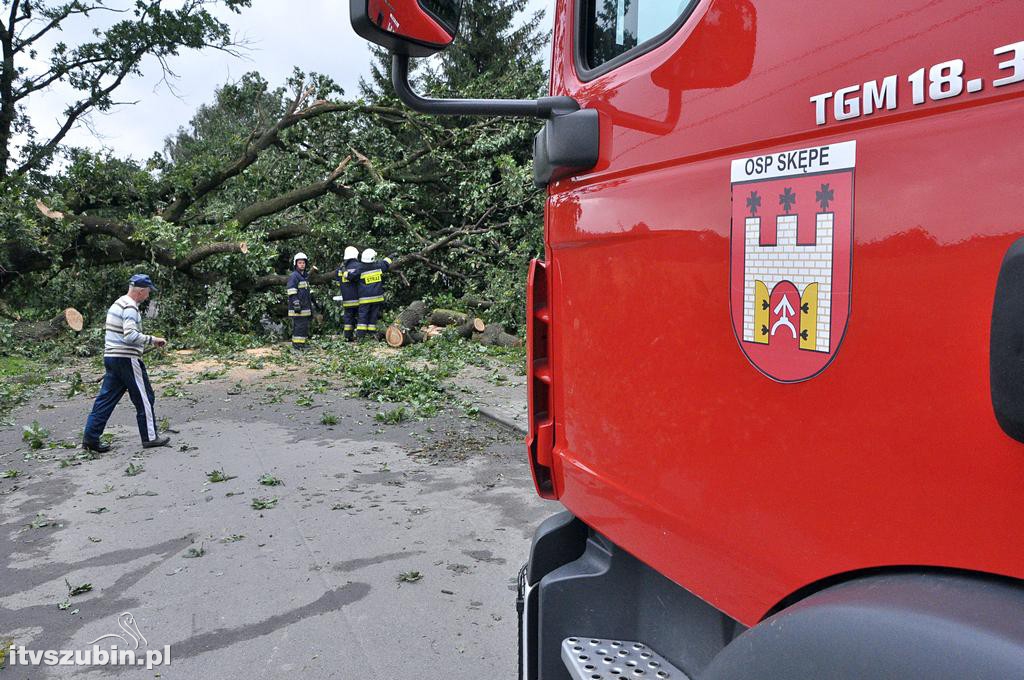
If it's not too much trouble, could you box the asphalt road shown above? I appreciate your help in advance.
[0,352,550,679]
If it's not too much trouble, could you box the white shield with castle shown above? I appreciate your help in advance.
[729,141,856,382]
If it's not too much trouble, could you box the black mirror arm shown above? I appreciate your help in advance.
[391,53,580,119]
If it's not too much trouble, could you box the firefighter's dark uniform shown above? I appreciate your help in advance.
[356,256,392,339]
[336,258,361,341]
[287,267,312,347]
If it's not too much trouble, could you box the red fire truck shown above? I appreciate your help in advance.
[351,1,1024,677]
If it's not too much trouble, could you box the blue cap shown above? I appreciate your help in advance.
[129,274,158,291]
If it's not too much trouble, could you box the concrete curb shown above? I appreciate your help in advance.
[476,406,528,437]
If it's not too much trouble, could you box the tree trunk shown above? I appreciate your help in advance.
[394,300,427,329]
[428,308,468,326]
[460,295,493,311]
[475,322,521,347]
[12,308,84,341]
[385,325,423,347]
[455,317,486,338]
[385,300,427,348]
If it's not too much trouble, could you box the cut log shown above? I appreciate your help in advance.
[385,300,428,348]
[460,295,493,311]
[428,308,467,326]
[394,300,427,329]
[455,317,486,338]
[423,325,444,341]
[11,308,84,341]
[385,325,423,347]
[475,323,521,348]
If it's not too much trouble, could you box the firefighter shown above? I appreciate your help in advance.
[287,252,313,348]
[335,245,361,342]
[356,248,393,340]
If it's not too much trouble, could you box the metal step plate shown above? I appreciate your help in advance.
[561,637,690,680]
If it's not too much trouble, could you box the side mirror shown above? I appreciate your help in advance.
[350,0,462,57]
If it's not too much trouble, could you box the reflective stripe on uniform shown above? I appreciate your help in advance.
[342,301,360,308]
[297,281,309,288]
[288,310,312,317]
[292,337,307,344]
[286,288,299,295]
[358,296,384,304]
[343,324,354,331]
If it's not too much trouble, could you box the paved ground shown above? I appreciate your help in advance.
[0,349,549,679]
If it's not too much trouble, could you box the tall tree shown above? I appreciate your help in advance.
[0,0,251,180]
[3,1,551,332]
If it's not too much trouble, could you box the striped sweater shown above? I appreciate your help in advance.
[104,295,153,358]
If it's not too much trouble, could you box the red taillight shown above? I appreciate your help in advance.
[527,258,557,499]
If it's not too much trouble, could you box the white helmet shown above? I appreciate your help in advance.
[293,252,308,265]
[344,246,359,260]
[360,248,377,263]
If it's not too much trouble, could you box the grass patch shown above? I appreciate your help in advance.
[375,407,409,424]
[320,412,338,425]
[124,462,144,477]
[258,473,283,486]
[251,497,278,510]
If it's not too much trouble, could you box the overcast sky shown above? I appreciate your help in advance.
[22,0,551,164]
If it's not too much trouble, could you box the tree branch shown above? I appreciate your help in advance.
[161,91,406,224]
[233,155,351,229]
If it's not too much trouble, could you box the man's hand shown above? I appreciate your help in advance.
[152,336,167,348]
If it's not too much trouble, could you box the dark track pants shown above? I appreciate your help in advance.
[356,303,381,339]
[291,314,311,346]
[83,356,159,445]
[342,305,359,340]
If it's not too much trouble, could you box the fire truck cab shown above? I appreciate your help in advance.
[351,0,1024,677]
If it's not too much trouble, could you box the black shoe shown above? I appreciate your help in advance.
[82,439,111,453]
[142,435,170,449]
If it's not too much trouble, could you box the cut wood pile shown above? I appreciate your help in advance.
[385,300,520,348]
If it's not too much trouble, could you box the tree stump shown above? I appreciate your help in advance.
[12,308,84,341]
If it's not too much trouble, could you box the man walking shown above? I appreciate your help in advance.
[335,246,361,342]
[287,252,313,348]
[82,274,169,452]
[356,248,393,340]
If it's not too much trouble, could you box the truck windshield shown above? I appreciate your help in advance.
[584,0,697,69]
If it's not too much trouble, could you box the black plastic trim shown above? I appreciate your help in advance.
[704,572,1024,679]
[532,108,600,187]
[990,235,1024,443]
[526,514,739,680]
[392,54,581,118]
[573,0,701,82]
